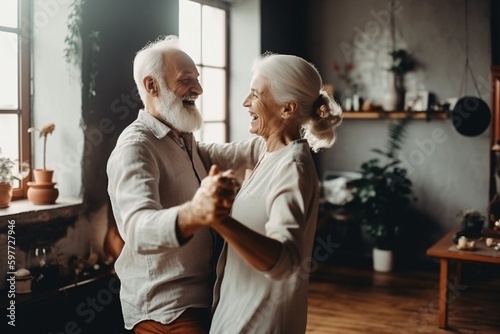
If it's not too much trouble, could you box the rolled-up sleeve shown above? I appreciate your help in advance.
[197,137,265,182]
[263,160,315,280]
[107,141,181,253]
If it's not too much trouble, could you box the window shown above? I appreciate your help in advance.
[0,0,30,198]
[179,0,228,143]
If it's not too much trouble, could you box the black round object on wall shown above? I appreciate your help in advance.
[451,96,491,136]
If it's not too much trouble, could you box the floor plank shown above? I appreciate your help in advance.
[306,261,500,334]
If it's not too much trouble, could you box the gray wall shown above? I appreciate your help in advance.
[308,0,492,250]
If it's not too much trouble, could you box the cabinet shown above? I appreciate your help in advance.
[1,269,131,334]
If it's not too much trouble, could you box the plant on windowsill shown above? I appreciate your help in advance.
[0,148,30,208]
[349,114,416,271]
[27,123,59,205]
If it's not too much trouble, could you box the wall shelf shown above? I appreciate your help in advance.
[342,111,449,120]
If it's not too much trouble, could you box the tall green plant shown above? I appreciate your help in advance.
[350,115,416,250]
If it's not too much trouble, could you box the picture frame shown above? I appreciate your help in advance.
[404,91,429,112]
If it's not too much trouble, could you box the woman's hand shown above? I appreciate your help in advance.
[193,165,239,223]
[177,165,239,240]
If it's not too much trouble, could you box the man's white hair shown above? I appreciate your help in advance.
[133,35,180,105]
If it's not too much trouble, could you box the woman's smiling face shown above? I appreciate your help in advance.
[243,74,284,139]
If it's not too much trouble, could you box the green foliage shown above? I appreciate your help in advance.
[63,0,84,66]
[388,49,417,75]
[63,0,100,98]
[350,115,416,250]
[0,148,30,184]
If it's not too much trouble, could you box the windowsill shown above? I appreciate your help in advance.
[0,198,84,227]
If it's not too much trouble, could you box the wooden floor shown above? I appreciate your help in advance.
[306,260,500,334]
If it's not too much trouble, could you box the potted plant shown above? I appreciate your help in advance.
[27,123,59,204]
[28,123,56,183]
[350,115,416,271]
[0,148,30,208]
[453,209,486,243]
[383,49,418,111]
[333,60,361,111]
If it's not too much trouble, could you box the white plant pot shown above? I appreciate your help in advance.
[373,248,393,272]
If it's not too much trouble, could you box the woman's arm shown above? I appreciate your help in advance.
[212,216,283,272]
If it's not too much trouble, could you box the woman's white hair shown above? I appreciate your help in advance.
[133,35,180,105]
[252,53,343,152]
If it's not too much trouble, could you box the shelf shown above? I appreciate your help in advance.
[342,111,448,120]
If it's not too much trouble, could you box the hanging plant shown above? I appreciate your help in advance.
[64,0,100,98]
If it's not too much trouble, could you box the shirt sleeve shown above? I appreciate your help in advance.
[263,159,317,280]
[107,140,181,253]
[197,137,265,183]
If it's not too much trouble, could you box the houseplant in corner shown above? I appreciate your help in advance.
[349,115,416,272]
[0,148,30,208]
[27,123,59,204]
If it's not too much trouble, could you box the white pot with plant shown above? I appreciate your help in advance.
[0,148,30,208]
[27,123,59,204]
[350,116,417,272]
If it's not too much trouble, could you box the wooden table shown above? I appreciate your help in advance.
[426,228,500,329]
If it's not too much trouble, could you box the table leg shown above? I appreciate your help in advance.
[438,258,449,329]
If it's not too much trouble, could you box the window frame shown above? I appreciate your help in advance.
[179,0,230,143]
[0,0,31,199]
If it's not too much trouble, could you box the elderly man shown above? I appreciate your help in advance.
[107,35,258,334]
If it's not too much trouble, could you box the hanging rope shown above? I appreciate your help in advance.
[459,0,482,98]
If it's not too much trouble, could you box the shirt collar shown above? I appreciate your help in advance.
[137,109,172,139]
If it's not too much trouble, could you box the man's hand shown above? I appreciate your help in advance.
[177,165,239,240]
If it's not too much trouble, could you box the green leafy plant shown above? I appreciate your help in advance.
[350,115,416,250]
[64,0,100,98]
[388,49,417,75]
[0,148,30,185]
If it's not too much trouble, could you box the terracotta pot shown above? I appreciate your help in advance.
[33,169,54,183]
[27,182,59,205]
[0,183,13,208]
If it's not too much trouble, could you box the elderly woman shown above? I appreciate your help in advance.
[197,53,342,334]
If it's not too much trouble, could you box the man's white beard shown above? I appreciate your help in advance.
[155,81,203,133]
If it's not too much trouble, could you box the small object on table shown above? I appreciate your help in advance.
[486,238,495,247]
[456,236,475,250]
[15,268,32,293]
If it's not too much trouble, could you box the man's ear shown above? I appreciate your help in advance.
[143,76,158,97]
[282,101,298,119]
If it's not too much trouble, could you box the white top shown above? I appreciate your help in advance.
[210,139,319,334]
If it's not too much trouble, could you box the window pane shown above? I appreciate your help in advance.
[201,5,225,67]
[0,31,18,109]
[201,67,225,121]
[0,114,19,160]
[0,0,18,28]
[201,122,225,143]
[179,0,201,64]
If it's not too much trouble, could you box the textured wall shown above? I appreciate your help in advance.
[308,0,492,255]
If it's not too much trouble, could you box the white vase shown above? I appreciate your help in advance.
[381,72,399,111]
[373,248,393,272]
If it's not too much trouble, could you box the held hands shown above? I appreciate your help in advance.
[193,164,239,223]
[177,165,239,239]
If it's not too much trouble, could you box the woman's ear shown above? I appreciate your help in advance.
[143,76,158,97]
[281,101,298,119]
